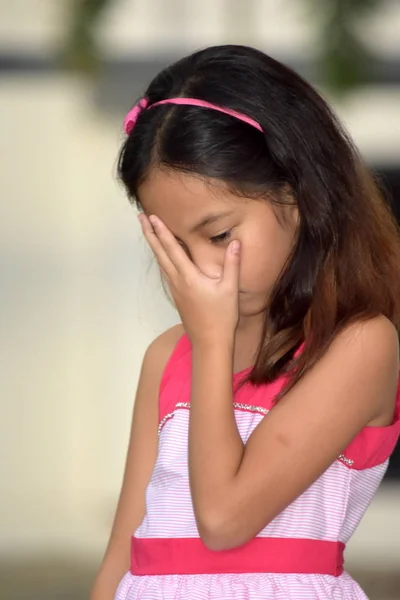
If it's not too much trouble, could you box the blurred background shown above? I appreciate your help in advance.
[1,1,399,599]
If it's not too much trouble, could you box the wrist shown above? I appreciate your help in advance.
[192,338,234,371]
[191,335,235,354]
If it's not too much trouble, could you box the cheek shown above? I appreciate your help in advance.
[243,248,270,282]
[240,226,292,288]
[239,240,270,288]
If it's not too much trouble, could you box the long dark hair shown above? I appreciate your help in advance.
[118,44,400,398]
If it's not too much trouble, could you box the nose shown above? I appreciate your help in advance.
[190,247,223,280]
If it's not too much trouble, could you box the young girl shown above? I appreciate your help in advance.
[91,45,400,600]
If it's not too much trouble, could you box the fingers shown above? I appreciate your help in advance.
[221,240,241,290]
[140,214,240,293]
[139,213,198,280]
[139,214,176,278]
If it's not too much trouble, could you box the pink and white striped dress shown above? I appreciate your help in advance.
[115,333,400,600]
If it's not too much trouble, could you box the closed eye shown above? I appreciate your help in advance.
[210,230,232,244]
[176,239,191,257]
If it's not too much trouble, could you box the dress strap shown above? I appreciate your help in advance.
[338,370,400,469]
[159,332,191,423]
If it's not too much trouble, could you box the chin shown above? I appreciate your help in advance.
[238,304,266,319]
[238,294,268,316]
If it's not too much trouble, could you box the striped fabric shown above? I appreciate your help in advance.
[115,335,400,599]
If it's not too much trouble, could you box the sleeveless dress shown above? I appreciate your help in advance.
[115,333,400,600]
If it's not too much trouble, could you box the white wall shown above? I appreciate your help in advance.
[0,74,178,556]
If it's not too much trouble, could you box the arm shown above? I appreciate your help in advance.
[134,214,398,552]
[90,324,184,600]
[189,316,399,551]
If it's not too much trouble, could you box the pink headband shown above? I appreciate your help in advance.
[124,97,262,134]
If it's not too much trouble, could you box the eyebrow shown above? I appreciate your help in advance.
[190,210,234,233]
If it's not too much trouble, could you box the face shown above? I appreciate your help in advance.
[138,169,298,324]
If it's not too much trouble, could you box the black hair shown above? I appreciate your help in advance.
[118,44,400,397]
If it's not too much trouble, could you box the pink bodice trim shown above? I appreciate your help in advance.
[158,334,400,470]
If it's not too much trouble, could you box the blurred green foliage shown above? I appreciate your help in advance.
[62,0,384,93]
[62,0,110,75]
[307,0,383,92]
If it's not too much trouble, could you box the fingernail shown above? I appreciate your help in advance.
[230,240,240,254]
[149,215,158,226]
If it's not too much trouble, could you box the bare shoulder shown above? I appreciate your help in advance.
[332,315,398,369]
[143,323,185,372]
[328,315,399,425]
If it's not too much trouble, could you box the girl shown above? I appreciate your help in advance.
[91,45,400,600]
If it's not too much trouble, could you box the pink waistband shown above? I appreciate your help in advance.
[130,536,345,577]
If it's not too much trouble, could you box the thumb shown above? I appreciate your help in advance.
[222,240,241,289]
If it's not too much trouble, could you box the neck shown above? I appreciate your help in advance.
[233,313,266,373]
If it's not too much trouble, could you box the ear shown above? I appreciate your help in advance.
[276,188,300,233]
[288,203,300,232]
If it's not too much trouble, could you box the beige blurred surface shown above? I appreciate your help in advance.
[1,74,178,554]
[1,1,399,599]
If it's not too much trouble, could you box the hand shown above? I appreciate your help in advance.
[139,213,241,346]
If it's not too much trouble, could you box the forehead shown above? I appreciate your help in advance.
[137,169,242,230]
